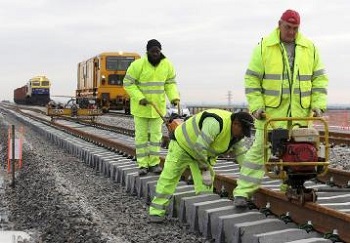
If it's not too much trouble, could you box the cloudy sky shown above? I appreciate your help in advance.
[1,0,349,106]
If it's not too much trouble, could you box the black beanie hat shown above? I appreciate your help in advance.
[232,112,254,137]
[147,39,162,51]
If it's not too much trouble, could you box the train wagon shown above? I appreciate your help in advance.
[76,52,140,113]
[14,75,51,106]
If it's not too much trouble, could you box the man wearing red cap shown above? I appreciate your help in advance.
[233,9,329,207]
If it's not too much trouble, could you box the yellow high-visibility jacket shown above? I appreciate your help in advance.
[174,109,246,166]
[245,28,328,129]
[123,55,180,118]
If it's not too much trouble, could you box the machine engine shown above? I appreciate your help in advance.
[282,142,318,172]
[269,127,320,174]
[265,118,329,204]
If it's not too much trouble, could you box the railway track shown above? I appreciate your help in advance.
[12,104,350,147]
[2,105,350,242]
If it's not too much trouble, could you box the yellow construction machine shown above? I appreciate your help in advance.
[46,99,102,121]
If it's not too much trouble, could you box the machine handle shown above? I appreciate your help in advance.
[150,102,168,124]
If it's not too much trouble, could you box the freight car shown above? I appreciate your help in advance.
[14,75,51,106]
[76,52,140,113]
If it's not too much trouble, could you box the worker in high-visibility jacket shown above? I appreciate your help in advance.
[123,39,180,176]
[233,9,329,207]
[148,109,254,223]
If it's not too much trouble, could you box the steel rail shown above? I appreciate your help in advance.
[10,106,350,242]
[39,120,350,242]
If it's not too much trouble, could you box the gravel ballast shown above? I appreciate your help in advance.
[0,113,211,243]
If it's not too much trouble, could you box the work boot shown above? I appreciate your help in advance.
[148,164,162,174]
[148,215,165,223]
[138,167,148,176]
[234,196,248,208]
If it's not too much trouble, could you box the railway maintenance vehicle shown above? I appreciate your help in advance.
[76,52,140,113]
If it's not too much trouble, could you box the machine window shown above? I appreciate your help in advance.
[31,81,40,86]
[108,74,124,85]
[106,56,135,71]
[41,81,50,86]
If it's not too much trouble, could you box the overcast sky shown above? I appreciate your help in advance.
[1,0,349,106]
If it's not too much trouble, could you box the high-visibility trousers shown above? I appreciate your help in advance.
[134,116,163,168]
[149,140,213,217]
[233,129,270,198]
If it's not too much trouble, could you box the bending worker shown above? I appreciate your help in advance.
[233,9,329,207]
[148,109,254,223]
[123,39,180,176]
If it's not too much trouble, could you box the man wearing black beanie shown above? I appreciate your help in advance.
[146,39,163,66]
[123,39,180,176]
[146,39,162,51]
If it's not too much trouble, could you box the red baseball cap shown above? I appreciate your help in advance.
[281,9,300,25]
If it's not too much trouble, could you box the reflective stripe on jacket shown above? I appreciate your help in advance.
[245,28,328,129]
[123,55,180,118]
[174,109,244,165]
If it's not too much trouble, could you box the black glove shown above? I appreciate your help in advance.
[171,99,180,106]
[139,98,149,106]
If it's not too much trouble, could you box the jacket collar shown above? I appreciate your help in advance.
[264,28,309,47]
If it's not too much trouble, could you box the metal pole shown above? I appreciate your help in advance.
[11,125,15,188]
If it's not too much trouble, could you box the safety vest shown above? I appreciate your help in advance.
[245,28,328,129]
[123,55,179,118]
[174,109,237,162]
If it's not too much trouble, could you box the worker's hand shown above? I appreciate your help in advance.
[139,98,149,106]
[312,108,323,117]
[171,99,180,106]
[207,157,216,166]
[252,108,265,120]
[201,169,212,186]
